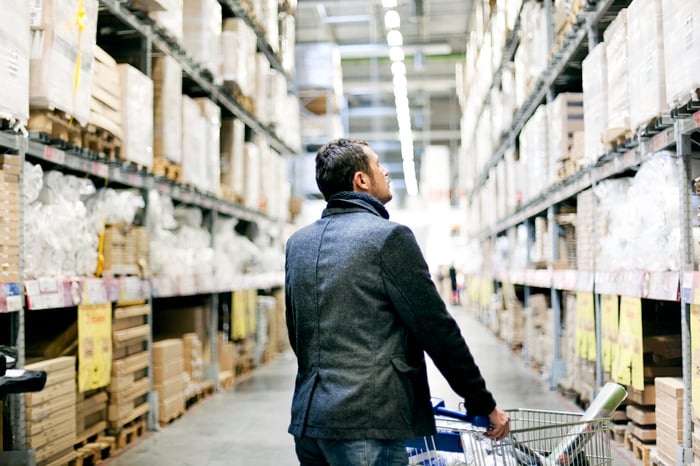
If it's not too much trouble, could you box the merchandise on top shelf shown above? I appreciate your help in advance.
[244,141,261,211]
[627,0,666,132]
[183,0,222,83]
[0,155,20,284]
[221,18,257,98]
[118,64,154,169]
[152,338,185,424]
[279,10,296,76]
[181,95,208,191]
[254,54,271,126]
[148,0,184,41]
[29,0,99,127]
[519,104,549,202]
[194,97,222,196]
[662,0,700,108]
[548,93,584,182]
[582,42,608,165]
[603,9,631,144]
[0,1,30,125]
[220,118,246,204]
[153,55,183,165]
[87,46,123,155]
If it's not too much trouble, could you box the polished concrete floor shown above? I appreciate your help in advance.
[105,308,641,466]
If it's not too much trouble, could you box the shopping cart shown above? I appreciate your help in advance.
[406,399,613,466]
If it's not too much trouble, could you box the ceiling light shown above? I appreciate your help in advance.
[382,0,398,8]
[392,73,407,89]
[389,46,404,62]
[384,10,400,30]
[387,30,403,46]
[391,61,406,75]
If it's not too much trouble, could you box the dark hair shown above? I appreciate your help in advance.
[315,138,371,200]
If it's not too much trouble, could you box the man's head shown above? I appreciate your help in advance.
[315,138,392,204]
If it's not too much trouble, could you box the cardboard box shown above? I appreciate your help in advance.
[655,377,684,398]
[626,404,655,425]
[153,338,184,362]
[153,359,184,383]
[118,64,154,168]
[155,374,185,401]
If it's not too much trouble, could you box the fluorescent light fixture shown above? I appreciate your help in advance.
[384,10,400,29]
[392,73,407,88]
[382,0,398,7]
[389,46,405,62]
[391,61,406,75]
[387,29,403,46]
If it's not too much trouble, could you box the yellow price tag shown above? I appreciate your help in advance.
[600,295,619,373]
[613,296,644,390]
[78,303,112,392]
[575,292,595,361]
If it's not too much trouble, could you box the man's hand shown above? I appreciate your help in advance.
[484,407,510,441]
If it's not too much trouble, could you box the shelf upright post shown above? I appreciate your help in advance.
[205,210,221,387]
[548,205,565,389]
[522,218,535,363]
[677,120,695,464]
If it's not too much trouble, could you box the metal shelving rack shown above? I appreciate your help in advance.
[465,0,700,460]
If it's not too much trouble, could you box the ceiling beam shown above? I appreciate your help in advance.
[351,129,461,141]
[344,78,455,94]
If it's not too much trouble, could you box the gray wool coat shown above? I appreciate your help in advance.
[284,192,496,440]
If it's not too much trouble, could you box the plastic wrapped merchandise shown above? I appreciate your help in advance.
[548,93,584,181]
[594,178,632,271]
[244,142,261,211]
[582,42,608,165]
[627,0,666,131]
[279,12,296,76]
[662,0,700,107]
[221,18,257,97]
[153,55,183,164]
[194,98,221,195]
[85,189,145,227]
[603,9,630,136]
[30,0,99,126]
[183,0,222,83]
[181,95,207,191]
[220,118,246,200]
[149,0,183,42]
[0,1,30,125]
[255,54,271,126]
[119,64,154,168]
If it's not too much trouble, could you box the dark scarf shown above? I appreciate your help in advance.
[327,191,390,219]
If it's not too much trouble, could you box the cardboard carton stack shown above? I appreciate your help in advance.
[102,225,149,278]
[153,338,185,424]
[655,377,684,466]
[548,93,585,182]
[75,388,108,444]
[183,333,204,399]
[0,155,20,284]
[108,302,150,434]
[24,357,77,466]
[217,331,237,389]
[84,46,123,159]
[152,55,183,178]
[603,9,631,146]
[0,0,29,125]
[183,0,222,83]
[220,118,246,203]
[118,64,154,169]
[582,42,608,165]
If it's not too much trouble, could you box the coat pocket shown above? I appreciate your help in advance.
[389,357,419,424]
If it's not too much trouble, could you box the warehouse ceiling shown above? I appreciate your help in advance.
[295,0,473,207]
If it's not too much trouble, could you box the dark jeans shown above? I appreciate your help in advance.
[294,436,408,466]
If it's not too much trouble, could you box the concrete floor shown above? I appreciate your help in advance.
[105,308,641,466]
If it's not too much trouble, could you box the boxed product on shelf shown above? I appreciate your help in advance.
[183,0,222,83]
[244,141,262,211]
[149,0,184,42]
[519,104,549,201]
[29,0,98,127]
[153,55,183,165]
[194,97,221,195]
[24,356,77,466]
[627,0,666,131]
[576,189,595,271]
[118,64,154,169]
[221,18,257,97]
[582,42,608,164]
[87,46,123,152]
[183,333,204,397]
[181,95,207,190]
[279,11,296,76]
[548,93,584,181]
[662,0,700,107]
[0,1,29,125]
[0,155,20,283]
[260,0,279,53]
[654,376,683,466]
[220,118,246,203]
[254,54,272,126]
[268,69,288,130]
[101,225,149,278]
[520,1,548,95]
[75,389,108,443]
[603,9,631,141]
[153,338,185,423]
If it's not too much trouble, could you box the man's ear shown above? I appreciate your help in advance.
[352,171,370,192]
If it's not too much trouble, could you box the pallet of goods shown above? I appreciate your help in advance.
[153,338,185,425]
[100,224,149,278]
[602,9,632,149]
[624,384,657,465]
[75,388,108,444]
[217,331,237,390]
[0,155,20,284]
[0,1,30,127]
[152,55,183,182]
[663,0,700,110]
[183,333,205,406]
[655,377,683,466]
[24,357,77,466]
[118,64,154,170]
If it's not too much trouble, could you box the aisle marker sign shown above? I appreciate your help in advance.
[691,305,700,419]
[78,303,112,392]
[613,296,644,391]
[575,292,595,361]
[601,295,619,373]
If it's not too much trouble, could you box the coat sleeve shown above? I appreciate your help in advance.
[284,242,297,355]
[380,225,497,416]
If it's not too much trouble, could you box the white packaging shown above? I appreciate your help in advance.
[181,95,207,190]
[221,18,257,97]
[662,0,700,107]
[30,0,99,126]
[279,12,296,76]
[194,98,221,195]
[582,42,608,164]
[268,69,288,131]
[149,0,183,41]
[603,9,630,134]
[220,118,246,200]
[244,141,261,210]
[628,0,666,130]
[90,46,122,139]
[153,55,182,164]
[255,54,271,125]
[261,0,279,53]
[548,93,584,179]
[0,1,30,124]
[183,0,222,83]
[118,64,154,168]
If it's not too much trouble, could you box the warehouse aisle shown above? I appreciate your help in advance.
[105,307,639,466]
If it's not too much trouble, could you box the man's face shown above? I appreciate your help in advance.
[365,149,393,204]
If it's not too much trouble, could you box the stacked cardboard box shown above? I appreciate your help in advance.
[75,389,108,443]
[147,0,184,42]
[655,377,684,465]
[24,357,77,466]
[102,225,149,278]
[108,302,150,432]
[181,95,207,190]
[576,189,595,271]
[582,42,608,164]
[87,46,123,143]
[221,18,257,98]
[183,333,204,399]
[217,331,237,388]
[524,294,553,371]
[183,0,222,83]
[118,64,154,169]
[220,118,246,203]
[662,0,700,107]
[548,93,584,182]
[153,339,185,424]
[194,98,221,196]
[152,55,183,166]
[0,155,20,284]
[603,9,631,143]
[0,0,29,125]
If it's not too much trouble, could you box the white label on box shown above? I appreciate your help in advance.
[30,0,42,28]
[6,295,21,312]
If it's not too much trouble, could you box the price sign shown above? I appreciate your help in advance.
[82,278,107,305]
[646,271,679,301]
[78,303,112,392]
[613,296,644,390]
[600,295,619,373]
[575,292,596,361]
[44,146,65,164]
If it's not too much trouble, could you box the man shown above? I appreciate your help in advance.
[285,138,509,465]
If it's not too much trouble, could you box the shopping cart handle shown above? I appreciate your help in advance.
[431,398,491,429]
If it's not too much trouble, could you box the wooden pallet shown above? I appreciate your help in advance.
[610,423,627,445]
[112,417,147,450]
[28,108,83,148]
[624,431,654,466]
[81,124,121,160]
[73,436,114,465]
[152,157,182,182]
[602,127,633,151]
[158,409,184,428]
[218,370,235,390]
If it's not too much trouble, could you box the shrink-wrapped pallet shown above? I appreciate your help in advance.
[149,0,183,41]
[260,0,279,53]
[268,69,288,131]
[181,95,207,190]
[279,12,296,75]
[603,9,630,136]
[194,98,221,195]
[221,18,257,97]
[183,0,221,83]
[220,118,246,201]
[548,93,584,179]
[30,0,98,127]
[0,1,30,125]
[582,42,608,164]
[90,46,122,140]
[662,0,700,107]
[520,104,549,201]
[244,141,261,211]
[255,54,271,126]
[153,55,183,164]
[118,64,154,169]
[628,0,666,131]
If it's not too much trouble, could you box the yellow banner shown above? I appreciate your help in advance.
[691,305,700,419]
[613,296,644,390]
[575,292,596,361]
[231,290,248,340]
[601,295,619,373]
[78,303,112,392]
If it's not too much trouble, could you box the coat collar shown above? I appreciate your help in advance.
[322,192,390,219]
